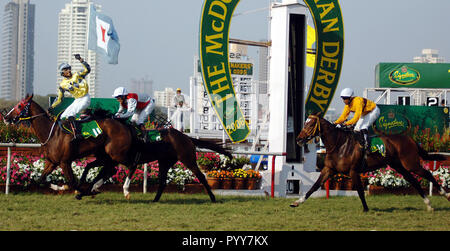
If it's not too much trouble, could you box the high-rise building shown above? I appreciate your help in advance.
[413,49,445,63]
[154,87,176,107]
[56,0,99,97]
[130,77,153,96]
[0,0,35,101]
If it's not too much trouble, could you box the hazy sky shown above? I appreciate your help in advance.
[0,0,449,111]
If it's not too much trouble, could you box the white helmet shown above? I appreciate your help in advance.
[58,62,71,75]
[112,87,128,98]
[340,88,354,98]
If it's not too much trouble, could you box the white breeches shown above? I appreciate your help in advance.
[130,99,155,125]
[61,94,91,119]
[354,106,380,131]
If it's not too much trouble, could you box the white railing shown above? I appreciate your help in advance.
[0,143,41,194]
[0,143,286,197]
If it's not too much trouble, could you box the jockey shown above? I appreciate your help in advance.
[112,87,155,140]
[334,88,380,152]
[50,54,91,140]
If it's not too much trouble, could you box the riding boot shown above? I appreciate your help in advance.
[361,129,370,154]
[139,124,148,143]
[68,116,82,140]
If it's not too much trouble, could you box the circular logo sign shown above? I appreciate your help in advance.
[389,66,420,85]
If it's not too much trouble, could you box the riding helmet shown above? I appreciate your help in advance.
[340,88,354,98]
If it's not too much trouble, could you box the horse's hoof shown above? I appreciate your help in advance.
[75,194,83,200]
[125,194,131,200]
[290,202,299,208]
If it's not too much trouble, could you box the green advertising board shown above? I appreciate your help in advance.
[375,63,450,88]
[304,0,345,117]
[372,104,449,136]
[49,97,119,117]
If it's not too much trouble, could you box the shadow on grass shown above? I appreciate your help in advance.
[371,206,450,212]
[82,194,270,205]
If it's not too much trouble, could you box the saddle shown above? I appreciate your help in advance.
[58,116,103,139]
[352,131,386,158]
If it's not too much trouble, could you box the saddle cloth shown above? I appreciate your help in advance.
[369,137,386,157]
[80,120,103,139]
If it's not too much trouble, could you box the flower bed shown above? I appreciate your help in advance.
[206,169,262,190]
[0,154,201,191]
[367,165,450,189]
[0,122,39,143]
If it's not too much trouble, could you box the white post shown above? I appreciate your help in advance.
[5,147,11,195]
[143,163,148,194]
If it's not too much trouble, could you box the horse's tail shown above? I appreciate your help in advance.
[416,142,447,161]
[189,137,233,159]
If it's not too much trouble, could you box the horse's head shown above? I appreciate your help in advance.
[296,112,322,146]
[3,94,34,125]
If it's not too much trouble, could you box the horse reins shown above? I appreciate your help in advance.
[308,115,321,136]
[18,113,46,122]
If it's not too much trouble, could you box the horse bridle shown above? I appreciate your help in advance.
[300,115,321,143]
[6,99,56,146]
[7,99,45,124]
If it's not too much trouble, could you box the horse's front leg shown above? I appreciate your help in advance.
[123,164,138,200]
[290,166,335,207]
[38,160,57,186]
[59,161,78,192]
[350,169,369,212]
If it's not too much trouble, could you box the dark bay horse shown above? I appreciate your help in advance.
[77,127,232,203]
[290,112,449,212]
[3,95,135,191]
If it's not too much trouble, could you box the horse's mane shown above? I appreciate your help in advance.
[319,116,361,144]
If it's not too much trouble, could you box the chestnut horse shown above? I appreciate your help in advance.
[290,112,449,212]
[4,95,231,203]
[3,95,135,191]
[76,127,232,202]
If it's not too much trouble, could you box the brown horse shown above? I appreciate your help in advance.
[290,112,449,212]
[3,95,136,191]
[77,127,232,203]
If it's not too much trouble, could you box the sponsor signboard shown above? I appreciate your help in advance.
[375,63,450,89]
[372,104,449,136]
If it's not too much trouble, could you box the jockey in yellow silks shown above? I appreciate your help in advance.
[50,54,91,140]
[334,88,380,152]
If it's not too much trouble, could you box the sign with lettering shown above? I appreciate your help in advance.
[372,105,449,136]
[303,0,345,117]
[199,0,250,142]
[376,63,450,88]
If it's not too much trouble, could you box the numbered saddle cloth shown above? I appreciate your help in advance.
[369,137,386,157]
[80,120,103,139]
